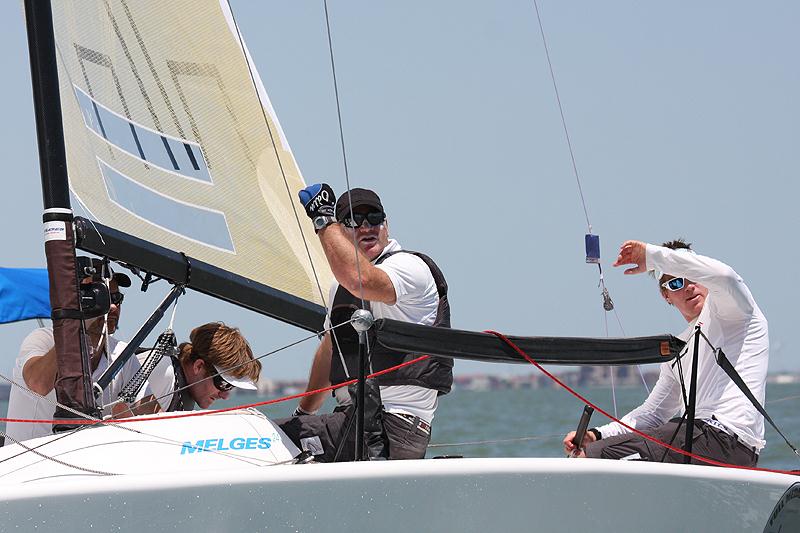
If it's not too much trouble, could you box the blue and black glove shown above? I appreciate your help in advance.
[298,183,337,233]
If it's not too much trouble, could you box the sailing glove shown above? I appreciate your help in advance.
[299,183,337,219]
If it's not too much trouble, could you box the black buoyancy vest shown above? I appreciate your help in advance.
[166,356,195,412]
[328,249,453,394]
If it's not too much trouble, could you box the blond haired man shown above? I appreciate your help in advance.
[143,322,262,411]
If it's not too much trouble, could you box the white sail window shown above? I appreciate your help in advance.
[75,86,211,184]
[98,159,234,253]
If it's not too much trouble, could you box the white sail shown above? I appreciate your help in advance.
[50,0,332,306]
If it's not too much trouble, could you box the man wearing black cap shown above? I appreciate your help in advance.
[281,184,453,461]
[4,259,150,445]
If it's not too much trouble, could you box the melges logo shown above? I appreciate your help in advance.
[181,436,273,455]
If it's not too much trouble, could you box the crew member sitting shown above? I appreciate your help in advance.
[4,260,146,445]
[563,239,767,466]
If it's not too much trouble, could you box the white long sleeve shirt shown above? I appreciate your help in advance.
[597,244,769,451]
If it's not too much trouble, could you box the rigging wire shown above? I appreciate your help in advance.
[0,431,116,476]
[610,306,651,394]
[100,318,358,419]
[0,374,291,471]
[226,0,351,384]
[225,0,332,319]
[531,0,591,234]
[530,0,650,408]
[487,329,800,474]
[603,309,618,417]
[322,0,374,377]
[322,0,367,308]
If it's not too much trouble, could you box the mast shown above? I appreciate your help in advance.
[24,0,99,422]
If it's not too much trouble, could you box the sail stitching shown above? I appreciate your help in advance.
[224,0,332,321]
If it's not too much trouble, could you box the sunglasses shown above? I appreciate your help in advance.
[110,291,124,305]
[661,277,687,292]
[212,373,234,392]
[341,211,386,229]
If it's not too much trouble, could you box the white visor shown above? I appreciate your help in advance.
[213,364,257,390]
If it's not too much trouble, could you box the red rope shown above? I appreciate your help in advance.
[484,330,799,476]
[5,330,798,477]
[0,355,430,426]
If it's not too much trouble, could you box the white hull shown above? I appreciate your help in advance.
[0,411,795,532]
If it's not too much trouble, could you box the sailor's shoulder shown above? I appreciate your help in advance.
[17,327,55,361]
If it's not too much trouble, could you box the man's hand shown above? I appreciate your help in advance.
[613,240,648,275]
[298,183,336,220]
[563,429,596,457]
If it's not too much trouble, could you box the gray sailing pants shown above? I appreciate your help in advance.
[584,418,758,467]
[276,409,431,462]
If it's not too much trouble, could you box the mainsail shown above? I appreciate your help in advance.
[49,0,332,323]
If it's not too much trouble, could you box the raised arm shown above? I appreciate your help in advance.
[298,183,396,304]
[614,240,757,320]
[317,223,396,304]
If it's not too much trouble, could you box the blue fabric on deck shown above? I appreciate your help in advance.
[0,268,50,324]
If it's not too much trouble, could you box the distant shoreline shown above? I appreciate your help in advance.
[2,371,797,401]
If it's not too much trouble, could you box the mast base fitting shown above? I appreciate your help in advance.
[351,309,375,332]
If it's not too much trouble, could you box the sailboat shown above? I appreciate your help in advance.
[0,1,797,531]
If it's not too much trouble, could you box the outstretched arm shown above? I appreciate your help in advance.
[615,239,757,320]
[594,363,682,439]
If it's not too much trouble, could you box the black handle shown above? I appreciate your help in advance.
[571,405,595,452]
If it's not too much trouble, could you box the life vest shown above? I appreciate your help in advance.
[328,250,453,394]
[165,355,195,412]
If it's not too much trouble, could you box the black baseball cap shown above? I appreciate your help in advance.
[88,258,131,288]
[335,188,384,222]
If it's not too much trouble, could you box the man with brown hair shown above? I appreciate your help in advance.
[563,239,768,466]
[143,322,262,412]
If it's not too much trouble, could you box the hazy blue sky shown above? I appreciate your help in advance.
[1,1,798,380]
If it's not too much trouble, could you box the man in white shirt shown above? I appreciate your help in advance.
[4,261,148,445]
[563,239,767,467]
[281,185,453,461]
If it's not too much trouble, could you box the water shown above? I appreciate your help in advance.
[2,383,798,470]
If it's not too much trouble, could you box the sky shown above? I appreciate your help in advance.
[0,1,798,381]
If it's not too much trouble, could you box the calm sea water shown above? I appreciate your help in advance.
[2,383,798,470]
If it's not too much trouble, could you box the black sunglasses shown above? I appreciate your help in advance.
[212,373,234,392]
[341,211,386,229]
[110,291,124,305]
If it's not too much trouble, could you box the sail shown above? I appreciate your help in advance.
[49,1,332,315]
[0,268,50,324]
